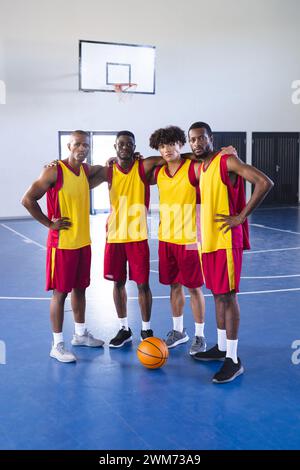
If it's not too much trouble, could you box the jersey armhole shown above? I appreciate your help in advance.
[138,160,149,185]
[53,163,63,191]
[188,161,198,187]
[107,164,113,185]
[154,166,162,183]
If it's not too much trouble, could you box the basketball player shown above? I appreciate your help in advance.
[44,131,166,348]
[188,122,273,383]
[21,131,105,363]
[148,126,206,354]
[89,131,168,347]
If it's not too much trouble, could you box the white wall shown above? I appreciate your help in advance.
[0,0,300,217]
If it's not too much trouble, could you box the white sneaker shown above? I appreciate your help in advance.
[50,342,77,363]
[71,329,105,347]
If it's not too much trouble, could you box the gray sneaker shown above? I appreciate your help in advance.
[71,329,105,347]
[189,336,207,356]
[165,328,189,349]
[50,342,77,363]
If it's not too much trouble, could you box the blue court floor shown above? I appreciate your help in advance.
[0,206,299,450]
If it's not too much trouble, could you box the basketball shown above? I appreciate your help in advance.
[137,337,169,369]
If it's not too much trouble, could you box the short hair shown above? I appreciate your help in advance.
[116,130,135,142]
[188,122,213,137]
[149,126,186,150]
[70,130,89,138]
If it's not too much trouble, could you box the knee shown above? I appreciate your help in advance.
[188,287,201,297]
[137,283,150,294]
[171,283,183,293]
[53,290,68,303]
[215,292,236,307]
[114,281,126,290]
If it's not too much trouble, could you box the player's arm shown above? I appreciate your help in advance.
[142,156,165,181]
[21,167,71,230]
[182,146,238,160]
[85,164,109,189]
[214,157,274,233]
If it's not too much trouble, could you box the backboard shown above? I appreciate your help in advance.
[79,40,156,94]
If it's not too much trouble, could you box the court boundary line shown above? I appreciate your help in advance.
[250,223,300,235]
[0,223,45,250]
[1,287,300,301]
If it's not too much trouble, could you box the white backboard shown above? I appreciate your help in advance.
[79,40,156,94]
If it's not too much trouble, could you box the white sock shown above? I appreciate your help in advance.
[217,329,227,352]
[119,317,129,331]
[142,321,151,330]
[226,339,238,363]
[195,322,205,337]
[53,332,63,347]
[173,315,183,333]
[75,322,86,336]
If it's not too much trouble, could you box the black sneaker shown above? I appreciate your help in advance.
[140,329,154,340]
[212,357,244,384]
[109,327,132,348]
[193,344,226,361]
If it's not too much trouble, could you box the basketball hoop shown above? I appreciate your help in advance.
[113,83,137,102]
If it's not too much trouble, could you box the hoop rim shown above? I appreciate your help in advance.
[113,83,137,93]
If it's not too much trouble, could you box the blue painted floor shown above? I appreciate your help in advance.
[0,206,299,450]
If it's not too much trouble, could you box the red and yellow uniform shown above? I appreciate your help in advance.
[104,160,150,284]
[155,159,204,288]
[199,153,250,294]
[46,160,91,292]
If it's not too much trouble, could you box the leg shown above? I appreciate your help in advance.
[188,287,205,324]
[214,291,240,341]
[212,291,243,383]
[165,283,189,348]
[188,287,206,355]
[50,289,67,333]
[138,283,153,339]
[49,289,76,363]
[170,283,185,318]
[137,283,152,322]
[109,281,132,348]
[71,288,86,324]
[113,281,127,319]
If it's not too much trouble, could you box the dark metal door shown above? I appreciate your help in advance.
[252,133,299,204]
[213,132,247,163]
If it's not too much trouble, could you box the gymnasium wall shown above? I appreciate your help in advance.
[0,0,300,217]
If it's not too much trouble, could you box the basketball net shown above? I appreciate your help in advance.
[114,83,137,102]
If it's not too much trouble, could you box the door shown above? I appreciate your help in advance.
[213,132,247,163]
[252,133,299,204]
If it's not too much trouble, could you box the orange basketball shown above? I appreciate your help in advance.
[137,337,169,369]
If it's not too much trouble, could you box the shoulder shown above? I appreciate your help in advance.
[41,165,58,184]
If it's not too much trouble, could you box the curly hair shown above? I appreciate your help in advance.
[149,126,186,150]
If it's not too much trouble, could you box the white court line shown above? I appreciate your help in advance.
[151,247,300,260]
[0,223,45,249]
[1,287,300,301]
[250,223,300,235]
[242,274,300,279]
[151,271,300,278]
[244,246,300,254]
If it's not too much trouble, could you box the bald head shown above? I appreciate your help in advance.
[67,130,90,162]
[69,130,89,143]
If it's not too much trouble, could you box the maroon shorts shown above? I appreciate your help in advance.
[159,241,204,288]
[104,240,150,284]
[46,245,91,293]
[201,248,243,295]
